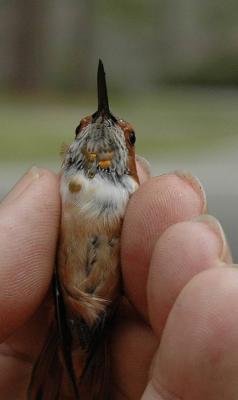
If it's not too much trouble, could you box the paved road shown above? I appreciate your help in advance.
[1,144,238,261]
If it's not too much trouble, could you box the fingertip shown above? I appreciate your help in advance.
[1,167,59,207]
[174,170,207,214]
[153,267,238,399]
[0,169,60,340]
[136,155,151,184]
[147,217,231,338]
[122,173,205,320]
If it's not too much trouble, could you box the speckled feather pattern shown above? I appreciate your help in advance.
[64,116,129,178]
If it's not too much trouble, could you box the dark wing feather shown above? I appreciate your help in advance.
[55,271,120,399]
[54,270,80,399]
[78,305,118,399]
[27,323,61,400]
[80,337,111,400]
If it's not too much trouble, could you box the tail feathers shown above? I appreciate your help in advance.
[77,302,119,399]
[75,344,110,400]
[87,339,111,400]
[66,289,108,327]
[28,324,62,400]
[78,329,111,400]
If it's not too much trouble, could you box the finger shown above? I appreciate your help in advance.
[136,155,151,184]
[122,172,206,319]
[110,300,158,399]
[0,168,60,342]
[1,167,40,206]
[111,216,230,398]
[143,267,238,400]
[148,215,232,339]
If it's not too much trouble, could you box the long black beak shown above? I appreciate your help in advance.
[93,59,117,123]
[97,59,110,115]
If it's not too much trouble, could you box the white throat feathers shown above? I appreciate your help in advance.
[61,171,138,221]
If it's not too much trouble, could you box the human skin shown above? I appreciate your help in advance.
[0,165,238,399]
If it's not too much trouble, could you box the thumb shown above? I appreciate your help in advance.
[0,168,60,341]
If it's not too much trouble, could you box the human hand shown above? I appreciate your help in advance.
[0,168,60,399]
[0,166,238,400]
[112,168,238,400]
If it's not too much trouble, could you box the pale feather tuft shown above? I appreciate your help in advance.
[61,172,138,221]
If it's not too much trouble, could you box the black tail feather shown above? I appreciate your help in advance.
[27,323,62,400]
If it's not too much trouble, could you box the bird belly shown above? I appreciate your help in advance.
[56,173,135,397]
[57,198,122,327]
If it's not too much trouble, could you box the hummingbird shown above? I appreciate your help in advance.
[28,60,139,399]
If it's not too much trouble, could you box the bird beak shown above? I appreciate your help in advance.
[93,59,117,124]
[97,59,110,115]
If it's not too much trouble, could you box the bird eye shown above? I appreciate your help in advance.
[75,124,81,136]
[129,130,136,145]
[75,122,82,136]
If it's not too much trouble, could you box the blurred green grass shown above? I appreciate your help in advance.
[0,87,238,163]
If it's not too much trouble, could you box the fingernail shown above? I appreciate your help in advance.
[193,214,232,263]
[136,155,151,184]
[174,170,207,213]
[1,166,41,206]
[136,155,151,176]
[19,166,42,193]
[29,166,41,181]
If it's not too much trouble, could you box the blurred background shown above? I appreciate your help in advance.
[1,0,238,259]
